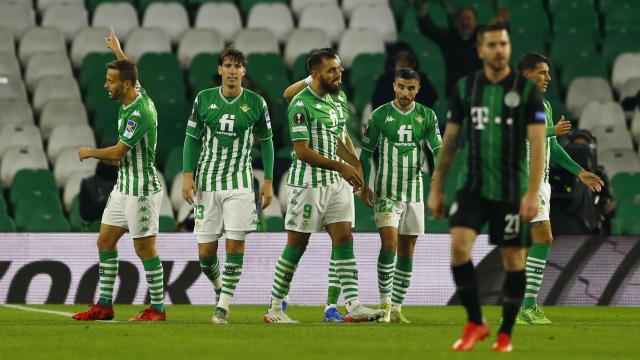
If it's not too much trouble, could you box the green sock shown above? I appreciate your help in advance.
[142,256,164,312]
[270,246,304,306]
[333,243,360,311]
[326,248,341,305]
[217,253,243,313]
[523,242,551,309]
[377,250,395,304]
[391,257,413,311]
[98,250,118,307]
[199,256,221,298]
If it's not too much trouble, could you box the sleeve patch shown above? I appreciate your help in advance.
[123,119,138,139]
[292,126,307,133]
[293,113,305,124]
[187,120,197,128]
[534,111,546,123]
[265,111,272,129]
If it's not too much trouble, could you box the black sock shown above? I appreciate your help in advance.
[499,270,526,335]
[451,261,483,324]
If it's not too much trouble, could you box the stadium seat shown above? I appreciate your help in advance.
[188,53,219,94]
[1,146,48,187]
[0,124,43,158]
[195,3,243,43]
[350,53,386,88]
[0,99,34,128]
[353,196,376,231]
[290,0,337,17]
[246,53,289,100]
[263,194,284,218]
[611,172,640,205]
[160,192,174,219]
[508,2,550,37]
[234,29,279,56]
[291,54,309,81]
[579,101,626,131]
[92,3,139,40]
[177,29,224,69]
[13,190,62,230]
[247,3,294,43]
[138,53,183,87]
[602,31,640,67]
[124,28,172,62]
[163,146,182,189]
[263,216,284,231]
[0,2,35,40]
[550,34,597,70]
[0,74,26,101]
[54,147,99,187]
[0,29,15,55]
[338,29,385,68]
[620,78,640,104]
[566,77,613,118]
[560,55,607,89]
[25,212,71,232]
[176,200,192,224]
[156,118,187,168]
[142,3,189,45]
[70,27,111,68]
[0,52,21,78]
[349,4,397,43]
[599,149,640,179]
[63,169,93,211]
[25,52,73,92]
[591,125,634,158]
[41,3,88,42]
[605,5,640,34]
[284,29,331,68]
[18,27,66,64]
[342,0,386,18]
[239,0,286,16]
[611,52,640,93]
[10,169,57,206]
[631,109,640,144]
[552,3,598,37]
[0,213,16,232]
[159,215,176,232]
[79,53,115,92]
[39,100,89,140]
[509,30,546,66]
[170,173,187,210]
[32,75,82,114]
[48,123,96,164]
[298,4,345,43]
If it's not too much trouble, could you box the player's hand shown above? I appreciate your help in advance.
[339,164,363,192]
[105,27,122,53]
[182,172,196,205]
[427,188,445,219]
[578,170,604,192]
[360,186,374,207]
[519,190,539,222]
[78,147,92,161]
[260,179,273,209]
[554,116,571,136]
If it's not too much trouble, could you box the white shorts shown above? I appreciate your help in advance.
[341,178,356,225]
[531,182,551,223]
[374,198,425,235]
[193,189,257,243]
[101,189,162,239]
[285,181,354,233]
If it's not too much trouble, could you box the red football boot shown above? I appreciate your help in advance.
[128,307,166,322]
[492,332,513,352]
[452,321,490,351]
[72,304,114,321]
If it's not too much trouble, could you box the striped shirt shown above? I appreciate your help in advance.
[186,87,272,191]
[116,86,162,196]
[361,101,442,202]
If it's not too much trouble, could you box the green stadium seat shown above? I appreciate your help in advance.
[263,216,285,231]
[603,31,640,67]
[157,120,187,168]
[561,55,607,88]
[14,192,65,231]
[188,53,219,95]
[353,197,377,232]
[246,53,290,103]
[25,213,71,232]
[68,196,83,231]
[510,30,546,67]
[239,0,286,16]
[164,146,183,188]
[0,194,7,215]
[350,53,386,89]
[0,213,16,232]
[612,202,640,235]
[160,215,176,232]
[553,5,599,38]
[139,53,184,87]
[87,0,135,13]
[353,80,376,117]
[508,3,550,37]
[189,0,234,6]
[550,34,596,69]
[84,84,118,119]
[444,153,464,209]
[291,54,308,81]
[548,0,594,14]
[600,0,640,15]
[79,53,115,92]
[451,0,495,24]
[426,217,449,233]
[611,172,640,207]
[605,5,640,34]
[10,169,57,206]
[432,99,448,128]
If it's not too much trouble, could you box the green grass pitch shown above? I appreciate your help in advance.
[1,305,638,359]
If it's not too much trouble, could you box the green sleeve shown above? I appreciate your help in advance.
[359,148,373,185]
[186,94,203,140]
[119,112,151,148]
[288,104,310,142]
[546,125,555,137]
[425,112,443,163]
[255,99,273,140]
[550,137,582,176]
[360,113,381,152]
[260,138,274,180]
[182,135,201,173]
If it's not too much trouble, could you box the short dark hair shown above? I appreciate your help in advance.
[476,23,509,46]
[517,52,551,75]
[307,48,339,73]
[455,6,477,21]
[219,47,247,67]
[106,59,138,85]
[395,68,420,82]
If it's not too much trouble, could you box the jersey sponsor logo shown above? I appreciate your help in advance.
[293,113,305,124]
[217,114,236,136]
[534,111,546,123]
[265,111,272,129]
[187,120,197,128]
[398,124,413,143]
[385,115,395,123]
[123,119,138,139]
[292,126,307,133]
[209,104,218,110]
[471,106,489,130]
[435,124,442,141]
[295,100,304,107]
[240,104,250,112]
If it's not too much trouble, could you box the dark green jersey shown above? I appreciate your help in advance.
[116,85,162,196]
[186,87,272,191]
[449,70,545,202]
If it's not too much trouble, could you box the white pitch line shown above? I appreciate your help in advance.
[1,304,120,322]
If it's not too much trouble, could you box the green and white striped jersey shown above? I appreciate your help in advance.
[333,89,350,164]
[542,99,553,183]
[287,86,342,188]
[361,101,442,202]
[116,86,162,196]
[186,87,272,192]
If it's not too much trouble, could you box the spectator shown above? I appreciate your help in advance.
[79,161,118,223]
[412,0,482,96]
[371,41,438,110]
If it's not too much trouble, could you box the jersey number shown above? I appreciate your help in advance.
[504,214,520,235]
[303,204,312,219]
[195,205,205,220]
[220,114,235,132]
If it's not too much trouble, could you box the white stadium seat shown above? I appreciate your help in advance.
[291,0,338,18]
[25,52,73,92]
[0,124,44,159]
[566,77,613,118]
[247,3,294,43]
[0,52,21,77]
[349,4,397,43]
[37,0,84,13]
[123,28,172,62]
[0,2,35,40]
[177,29,224,69]
[342,0,387,18]
[41,3,88,42]
[0,29,15,55]
[195,3,243,43]
[48,123,95,164]
[1,146,48,186]
[18,27,66,64]
[170,172,188,212]
[143,3,189,45]
[161,192,174,218]
[611,52,640,93]
[92,3,139,41]
[579,101,626,131]
[591,125,634,158]
[338,29,385,67]
[233,29,279,55]
[70,27,110,68]
[63,169,93,211]
[39,99,88,140]
[32,75,82,114]
[299,4,344,43]
[0,74,27,100]
[177,201,192,224]
[619,78,640,103]
[599,149,640,179]
[278,170,289,210]
[0,99,34,127]
[631,109,640,143]
[54,147,98,187]
[284,29,331,67]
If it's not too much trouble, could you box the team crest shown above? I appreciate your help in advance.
[415,115,424,123]
[240,104,250,112]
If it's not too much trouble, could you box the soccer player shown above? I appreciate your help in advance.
[181,47,274,324]
[360,68,442,323]
[281,61,358,323]
[428,24,546,352]
[72,28,166,322]
[516,52,603,324]
[264,48,384,323]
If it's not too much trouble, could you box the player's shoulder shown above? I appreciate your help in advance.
[195,87,220,102]
[241,87,266,104]
[289,87,313,109]
[414,102,438,121]
[371,101,391,118]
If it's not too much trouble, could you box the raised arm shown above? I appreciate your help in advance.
[105,27,126,61]
[283,77,311,103]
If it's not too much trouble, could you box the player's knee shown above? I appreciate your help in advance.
[381,238,397,253]
[501,248,526,271]
[451,241,471,262]
[333,232,353,246]
[226,231,246,241]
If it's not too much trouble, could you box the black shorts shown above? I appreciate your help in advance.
[449,189,531,247]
